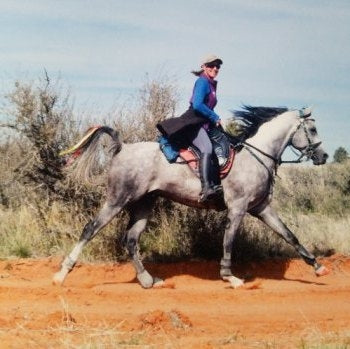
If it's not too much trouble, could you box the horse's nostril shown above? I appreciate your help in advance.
[324,153,329,160]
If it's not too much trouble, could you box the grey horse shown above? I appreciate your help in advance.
[53,106,330,288]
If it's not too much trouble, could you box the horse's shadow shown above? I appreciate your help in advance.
[87,258,327,289]
[142,258,328,286]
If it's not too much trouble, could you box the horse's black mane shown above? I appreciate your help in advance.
[231,105,289,140]
[233,105,289,122]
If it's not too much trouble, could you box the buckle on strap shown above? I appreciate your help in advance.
[298,107,312,118]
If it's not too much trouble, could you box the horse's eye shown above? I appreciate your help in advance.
[309,127,317,134]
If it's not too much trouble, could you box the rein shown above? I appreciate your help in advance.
[242,140,279,163]
[222,112,322,175]
[222,130,280,173]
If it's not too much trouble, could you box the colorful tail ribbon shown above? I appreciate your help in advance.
[59,126,101,156]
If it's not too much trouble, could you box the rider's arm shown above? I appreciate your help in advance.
[192,78,221,124]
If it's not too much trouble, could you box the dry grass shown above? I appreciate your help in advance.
[0,201,131,262]
[0,74,349,263]
[298,328,350,349]
[1,321,349,349]
[3,322,348,349]
[1,179,349,263]
[0,322,146,348]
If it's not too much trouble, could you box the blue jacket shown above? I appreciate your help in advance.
[190,74,221,123]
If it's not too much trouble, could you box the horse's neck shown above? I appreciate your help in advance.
[247,111,299,160]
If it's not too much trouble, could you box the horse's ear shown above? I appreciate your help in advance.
[299,106,312,118]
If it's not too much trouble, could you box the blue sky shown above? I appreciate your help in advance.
[0,0,349,158]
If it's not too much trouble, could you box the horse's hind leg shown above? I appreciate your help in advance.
[124,196,156,289]
[253,204,330,276]
[53,202,122,285]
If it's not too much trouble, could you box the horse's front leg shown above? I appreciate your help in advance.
[253,204,329,276]
[220,207,246,288]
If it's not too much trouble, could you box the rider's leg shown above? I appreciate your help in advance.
[198,153,217,202]
[210,154,223,194]
[192,127,218,202]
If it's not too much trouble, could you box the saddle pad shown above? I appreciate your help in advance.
[179,147,235,179]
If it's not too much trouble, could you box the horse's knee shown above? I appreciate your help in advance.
[79,220,99,242]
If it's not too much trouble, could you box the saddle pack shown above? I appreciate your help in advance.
[159,127,235,179]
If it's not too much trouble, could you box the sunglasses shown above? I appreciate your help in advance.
[205,63,221,69]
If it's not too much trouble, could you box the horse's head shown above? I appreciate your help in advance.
[290,108,329,165]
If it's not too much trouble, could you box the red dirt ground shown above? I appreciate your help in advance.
[0,255,349,348]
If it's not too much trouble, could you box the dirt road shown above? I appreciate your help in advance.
[0,256,349,348]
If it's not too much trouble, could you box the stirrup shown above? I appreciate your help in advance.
[198,187,218,203]
[213,185,223,194]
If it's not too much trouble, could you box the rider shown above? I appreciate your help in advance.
[157,54,224,202]
[190,54,223,202]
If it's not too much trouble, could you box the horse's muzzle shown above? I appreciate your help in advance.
[312,150,329,165]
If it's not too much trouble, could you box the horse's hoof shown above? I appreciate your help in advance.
[223,275,245,289]
[137,270,154,289]
[153,277,165,288]
[52,270,66,286]
[315,265,330,277]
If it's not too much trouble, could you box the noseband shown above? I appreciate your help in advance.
[285,114,322,164]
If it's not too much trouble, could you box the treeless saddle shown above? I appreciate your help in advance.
[178,127,235,179]
[179,146,235,179]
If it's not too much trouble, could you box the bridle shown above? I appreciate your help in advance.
[220,109,323,205]
[242,111,322,167]
[222,109,323,181]
[279,112,322,164]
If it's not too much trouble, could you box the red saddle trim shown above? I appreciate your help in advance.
[179,147,235,179]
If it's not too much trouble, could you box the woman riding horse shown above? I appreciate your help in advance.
[157,54,224,203]
[53,106,330,289]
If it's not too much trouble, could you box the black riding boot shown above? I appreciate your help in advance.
[199,153,217,202]
[210,155,223,195]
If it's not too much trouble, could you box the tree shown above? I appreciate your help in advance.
[333,147,348,163]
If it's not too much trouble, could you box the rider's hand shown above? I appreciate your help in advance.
[216,119,222,127]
